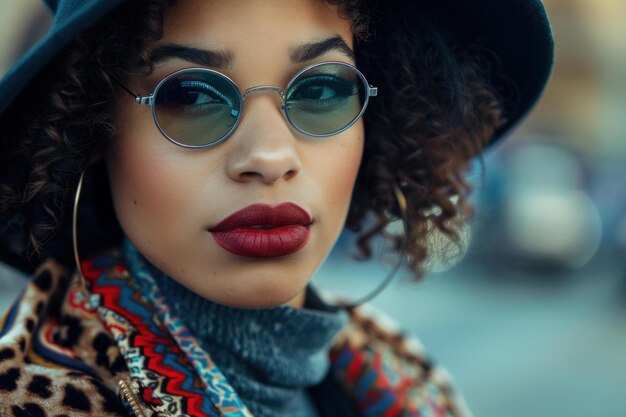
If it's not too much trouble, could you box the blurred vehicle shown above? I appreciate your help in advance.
[472,138,602,270]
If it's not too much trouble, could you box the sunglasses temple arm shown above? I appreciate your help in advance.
[107,72,151,104]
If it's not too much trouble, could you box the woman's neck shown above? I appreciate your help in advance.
[123,240,348,417]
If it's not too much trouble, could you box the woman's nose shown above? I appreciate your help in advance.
[225,95,302,184]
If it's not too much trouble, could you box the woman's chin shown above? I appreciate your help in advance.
[176,270,310,309]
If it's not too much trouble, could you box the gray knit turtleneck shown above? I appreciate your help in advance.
[128,247,348,417]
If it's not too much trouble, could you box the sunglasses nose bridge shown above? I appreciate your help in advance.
[242,85,285,101]
[241,85,289,122]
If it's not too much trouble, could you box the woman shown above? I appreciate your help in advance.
[0,0,553,416]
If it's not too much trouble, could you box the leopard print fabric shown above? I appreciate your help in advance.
[0,261,128,416]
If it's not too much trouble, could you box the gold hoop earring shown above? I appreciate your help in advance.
[339,181,409,310]
[72,170,87,286]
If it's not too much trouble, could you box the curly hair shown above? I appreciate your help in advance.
[346,4,505,275]
[0,0,503,277]
[0,0,176,268]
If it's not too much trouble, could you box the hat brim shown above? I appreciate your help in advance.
[437,0,554,142]
[363,0,553,144]
[0,0,125,117]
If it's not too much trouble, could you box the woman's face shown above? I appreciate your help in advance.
[106,0,364,308]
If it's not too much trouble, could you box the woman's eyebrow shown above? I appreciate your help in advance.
[148,36,354,68]
[149,44,235,68]
[289,36,355,63]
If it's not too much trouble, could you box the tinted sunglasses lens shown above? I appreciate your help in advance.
[154,70,241,147]
[285,63,365,136]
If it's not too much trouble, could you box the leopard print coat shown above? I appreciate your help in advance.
[0,253,471,417]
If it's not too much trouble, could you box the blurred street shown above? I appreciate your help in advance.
[314,240,626,417]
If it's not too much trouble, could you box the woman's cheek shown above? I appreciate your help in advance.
[331,130,364,206]
[108,140,180,238]
[311,129,364,238]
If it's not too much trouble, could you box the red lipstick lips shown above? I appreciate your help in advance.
[209,203,312,258]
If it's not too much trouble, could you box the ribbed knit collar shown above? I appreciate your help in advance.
[123,241,348,417]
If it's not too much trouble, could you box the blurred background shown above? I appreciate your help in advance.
[1,1,625,416]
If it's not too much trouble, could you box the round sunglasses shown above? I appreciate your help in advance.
[117,61,378,148]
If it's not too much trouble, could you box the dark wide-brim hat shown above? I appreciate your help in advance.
[1,0,554,136]
[0,0,554,273]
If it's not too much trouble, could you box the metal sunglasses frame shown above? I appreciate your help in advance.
[118,61,378,149]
